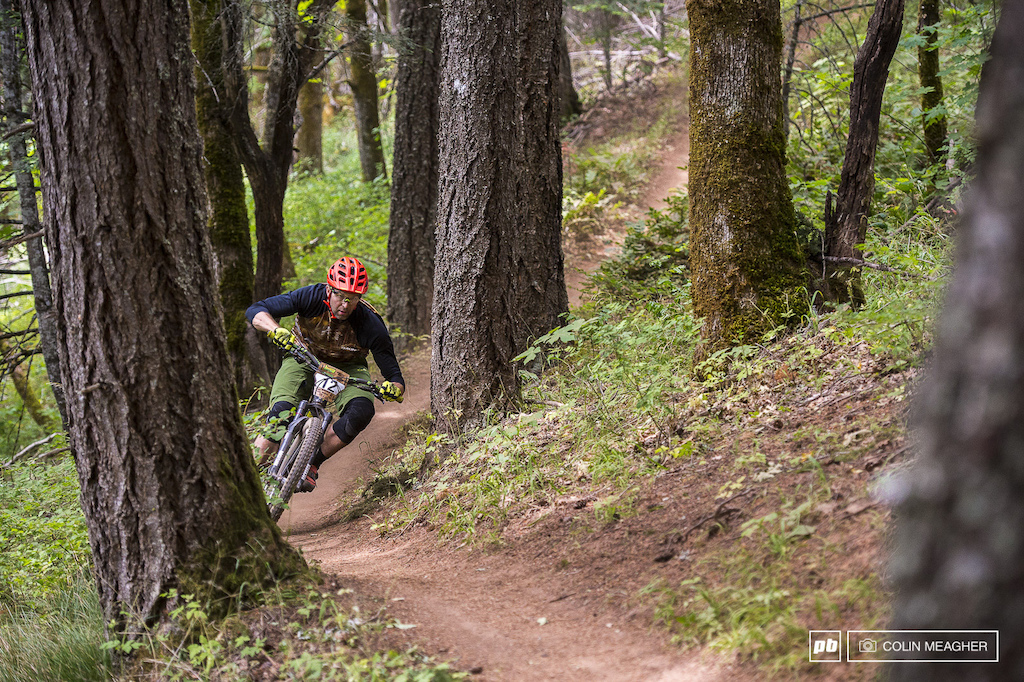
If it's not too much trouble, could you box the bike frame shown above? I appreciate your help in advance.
[264,340,384,519]
[269,372,339,474]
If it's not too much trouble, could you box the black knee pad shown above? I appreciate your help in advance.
[331,397,375,443]
[266,401,296,443]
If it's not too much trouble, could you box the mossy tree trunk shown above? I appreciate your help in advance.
[0,1,68,431]
[21,0,305,630]
[686,0,807,356]
[295,40,324,175]
[347,0,388,182]
[918,0,947,164]
[889,7,1024,679]
[192,0,271,395]
[3,349,56,432]
[431,0,568,436]
[387,0,441,344]
[821,0,904,307]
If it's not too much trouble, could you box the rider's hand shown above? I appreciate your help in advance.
[268,326,297,350]
[380,381,404,403]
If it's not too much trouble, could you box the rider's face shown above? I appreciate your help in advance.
[328,287,361,320]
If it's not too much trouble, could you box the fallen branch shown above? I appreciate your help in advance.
[0,230,44,251]
[35,446,70,462]
[2,121,34,140]
[548,593,576,603]
[680,487,755,544]
[2,433,57,469]
[823,256,915,276]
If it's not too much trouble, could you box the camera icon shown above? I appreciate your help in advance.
[859,639,878,653]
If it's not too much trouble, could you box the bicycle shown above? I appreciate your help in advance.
[262,340,387,521]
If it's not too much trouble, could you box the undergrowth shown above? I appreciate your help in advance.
[105,583,462,682]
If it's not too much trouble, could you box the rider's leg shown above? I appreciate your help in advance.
[256,356,313,467]
[255,400,296,466]
[300,398,374,492]
[312,397,375,465]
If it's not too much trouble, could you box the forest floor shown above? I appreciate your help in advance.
[274,73,904,681]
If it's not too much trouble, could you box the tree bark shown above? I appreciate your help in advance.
[191,0,270,395]
[0,0,68,430]
[687,0,808,356]
[22,0,304,629]
[918,0,947,163]
[347,0,388,181]
[387,0,441,344]
[822,0,905,307]
[888,5,1024,679]
[432,0,568,435]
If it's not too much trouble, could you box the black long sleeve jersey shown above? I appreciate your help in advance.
[246,283,405,386]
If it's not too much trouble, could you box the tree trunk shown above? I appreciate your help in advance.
[347,0,388,182]
[295,42,324,175]
[21,0,305,629]
[0,0,68,431]
[821,0,905,307]
[432,0,568,435]
[918,0,947,163]
[559,24,583,122]
[657,5,667,59]
[5,351,56,432]
[223,0,330,302]
[387,0,441,344]
[191,0,270,395]
[600,10,614,91]
[687,0,808,356]
[888,6,1024,679]
[782,2,803,140]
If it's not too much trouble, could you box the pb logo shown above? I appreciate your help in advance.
[809,631,842,662]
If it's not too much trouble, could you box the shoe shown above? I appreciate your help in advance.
[297,464,318,493]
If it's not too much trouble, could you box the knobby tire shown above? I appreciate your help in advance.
[268,422,324,522]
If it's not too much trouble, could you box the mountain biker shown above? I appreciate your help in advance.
[246,256,405,492]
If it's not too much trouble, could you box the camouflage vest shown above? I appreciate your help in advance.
[293,306,370,366]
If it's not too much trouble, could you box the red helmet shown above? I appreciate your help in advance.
[327,257,369,294]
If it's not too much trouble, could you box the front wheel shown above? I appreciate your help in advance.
[267,421,324,521]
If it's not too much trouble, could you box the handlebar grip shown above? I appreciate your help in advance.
[347,377,385,402]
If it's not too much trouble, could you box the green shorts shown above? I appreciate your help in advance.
[266,356,375,441]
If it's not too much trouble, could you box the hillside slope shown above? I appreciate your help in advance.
[279,70,914,682]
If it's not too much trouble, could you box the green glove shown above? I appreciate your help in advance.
[268,326,297,350]
[380,381,404,403]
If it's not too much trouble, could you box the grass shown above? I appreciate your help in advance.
[0,574,109,682]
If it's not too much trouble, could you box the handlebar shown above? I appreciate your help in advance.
[275,335,390,402]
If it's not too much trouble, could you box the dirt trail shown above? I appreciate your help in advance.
[280,127,704,680]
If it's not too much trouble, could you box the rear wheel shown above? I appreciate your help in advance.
[268,422,323,521]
